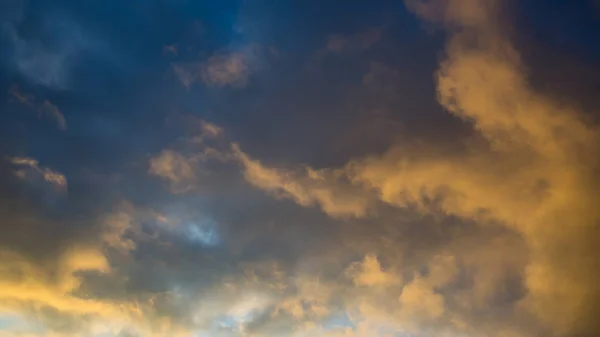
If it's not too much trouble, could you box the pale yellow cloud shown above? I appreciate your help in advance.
[202,50,252,87]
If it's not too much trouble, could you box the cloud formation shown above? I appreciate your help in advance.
[1,1,599,337]
[8,156,67,191]
[231,143,369,219]
[177,1,598,336]
[173,45,260,88]
[9,86,67,130]
[148,119,229,193]
[2,10,101,90]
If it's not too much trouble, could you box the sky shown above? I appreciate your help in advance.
[0,0,600,336]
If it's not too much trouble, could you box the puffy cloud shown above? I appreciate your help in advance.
[0,222,135,337]
[399,276,445,321]
[345,254,401,287]
[2,1,598,336]
[211,1,600,335]
[342,1,600,335]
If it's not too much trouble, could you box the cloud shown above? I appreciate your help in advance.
[8,86,67,130]
[152,210,221,247]
[39,100,67,130]
[188,120,224,145]
[212,2,600,336]
[0,198,209,337]
[1,1,598,336]
[8,156,67,191]
[148,119,229,193]
[0,213,139,337]
[202,50,253,87]
[2,11,100,90]
[345,254,401,287]
[231,143,369,218]
[149,149,197,191]
[173,45,260,89]
[341,1,600,335]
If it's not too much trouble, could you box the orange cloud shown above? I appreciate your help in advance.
[231,143,369,218]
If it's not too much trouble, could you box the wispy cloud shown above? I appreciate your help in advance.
[8,85,67,130]
[173,45,261,89]
[1,6,107,90]
[148,119,229,193]
[8,156,67,191]
[231,143,370,219]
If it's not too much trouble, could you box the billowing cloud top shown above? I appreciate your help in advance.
[1,0,600,336]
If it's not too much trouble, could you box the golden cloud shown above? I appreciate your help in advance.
[231,143,370,218]
[215,1,600,335]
